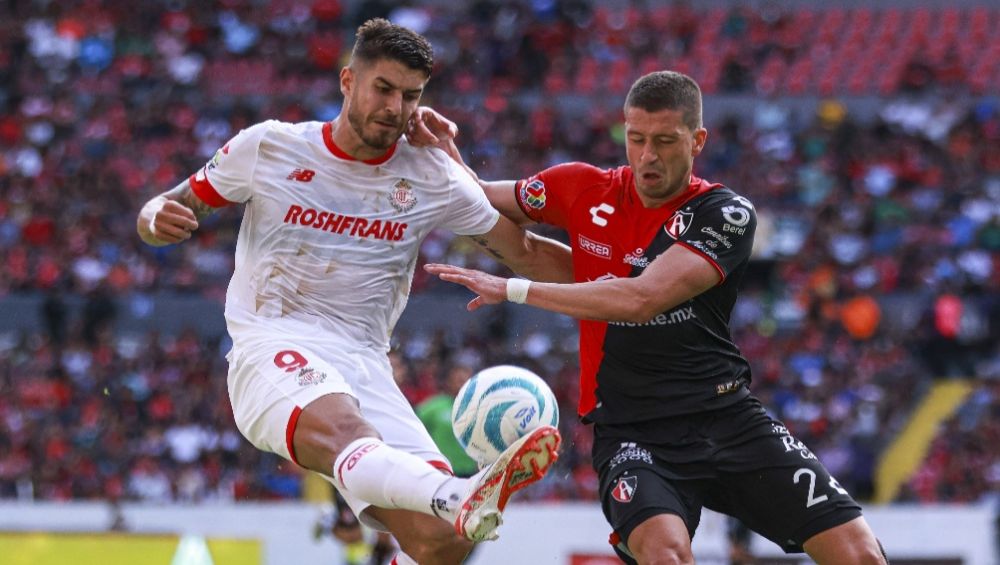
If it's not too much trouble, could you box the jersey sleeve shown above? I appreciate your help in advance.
[188,121,273,207]
[439,155,500,236]
[670,191,756,282]
[513,162,607,229]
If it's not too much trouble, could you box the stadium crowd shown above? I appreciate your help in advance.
[0,1,997,505]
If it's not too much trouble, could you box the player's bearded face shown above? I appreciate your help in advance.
[347,60,426,150]
[624,106,707,206]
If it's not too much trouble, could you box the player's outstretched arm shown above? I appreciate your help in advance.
[426,243,719,322]
[467,214,574,284]
[412,106,534,227]
[137,180,216,247]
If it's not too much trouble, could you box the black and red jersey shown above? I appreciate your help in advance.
[515,162,756,424]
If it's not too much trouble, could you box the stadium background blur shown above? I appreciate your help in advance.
[0,0,997,563]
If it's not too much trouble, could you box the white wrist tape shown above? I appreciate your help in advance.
[148,199,166,237]
[506,278,531,304]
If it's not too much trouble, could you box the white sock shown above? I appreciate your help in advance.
[332,437,466,521]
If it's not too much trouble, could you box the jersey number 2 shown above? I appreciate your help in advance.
[793,468,848,508]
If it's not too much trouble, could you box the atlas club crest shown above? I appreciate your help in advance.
[612,474,638,503]
[665,209,694,239]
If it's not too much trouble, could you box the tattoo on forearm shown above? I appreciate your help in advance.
[181,190,216,220]
[471,235,505,261]
[163,183,215,220]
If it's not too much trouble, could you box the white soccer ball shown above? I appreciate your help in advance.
[451,365,560,468]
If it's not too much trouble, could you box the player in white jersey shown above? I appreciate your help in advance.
[136,19,568,565]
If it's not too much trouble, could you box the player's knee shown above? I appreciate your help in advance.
[857,538,889,565]
[397,529,472,565]
[832,537,887,565]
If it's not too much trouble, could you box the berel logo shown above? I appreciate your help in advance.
[578,234,612,259]
[589,203,615,227]
[287,168,316,182]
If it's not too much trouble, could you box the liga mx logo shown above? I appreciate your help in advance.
[520,179,546,209]
[612,474,637,503]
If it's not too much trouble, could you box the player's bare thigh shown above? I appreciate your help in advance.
[292,392,380,473]
[802,516,886,564]
[627,514,694,565]
[365,507,473,565]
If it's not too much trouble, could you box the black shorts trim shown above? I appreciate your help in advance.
[788,507,864,553]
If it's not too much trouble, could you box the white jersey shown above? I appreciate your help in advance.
[189,120,499,350]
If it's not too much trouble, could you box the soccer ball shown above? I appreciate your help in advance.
[451,365,560,468]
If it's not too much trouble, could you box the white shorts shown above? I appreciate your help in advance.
[227,336,450,527]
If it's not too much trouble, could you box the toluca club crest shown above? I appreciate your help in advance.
[389,179,417,213]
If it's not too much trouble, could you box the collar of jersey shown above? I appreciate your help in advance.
[323,121,397,165]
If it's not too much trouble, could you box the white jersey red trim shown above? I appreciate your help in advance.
[191,119,500,350]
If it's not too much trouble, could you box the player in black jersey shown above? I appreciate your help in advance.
[423,71,888,564]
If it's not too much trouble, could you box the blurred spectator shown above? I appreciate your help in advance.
[0,1,997,506]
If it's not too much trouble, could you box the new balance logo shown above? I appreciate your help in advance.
[287,168,316,182]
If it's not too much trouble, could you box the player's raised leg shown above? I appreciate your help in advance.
[294,394,561,548]
[364,508,471,565]
[293,393,474,564]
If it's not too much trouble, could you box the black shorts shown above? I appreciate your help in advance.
[593,397,862,554]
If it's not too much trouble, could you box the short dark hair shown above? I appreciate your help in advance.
[351,18,434,77]
[624,71,703,131]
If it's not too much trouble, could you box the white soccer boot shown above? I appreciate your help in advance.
[454,424,561,542]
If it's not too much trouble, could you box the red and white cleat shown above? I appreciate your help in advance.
[455,425,561,542]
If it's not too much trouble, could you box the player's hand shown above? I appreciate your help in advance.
[406,106,458,148]
[148,198,199,244]
[424,263,505,311]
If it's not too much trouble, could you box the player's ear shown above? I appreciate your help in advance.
[691,127,708,157]
[340,66,354,98]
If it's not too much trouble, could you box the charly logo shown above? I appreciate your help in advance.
[611,474,638,503]
[389,179,417,213]
[589,203,615,227]
[296,367,327,386]
[520,179,546,209]
[623,248,649,268]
